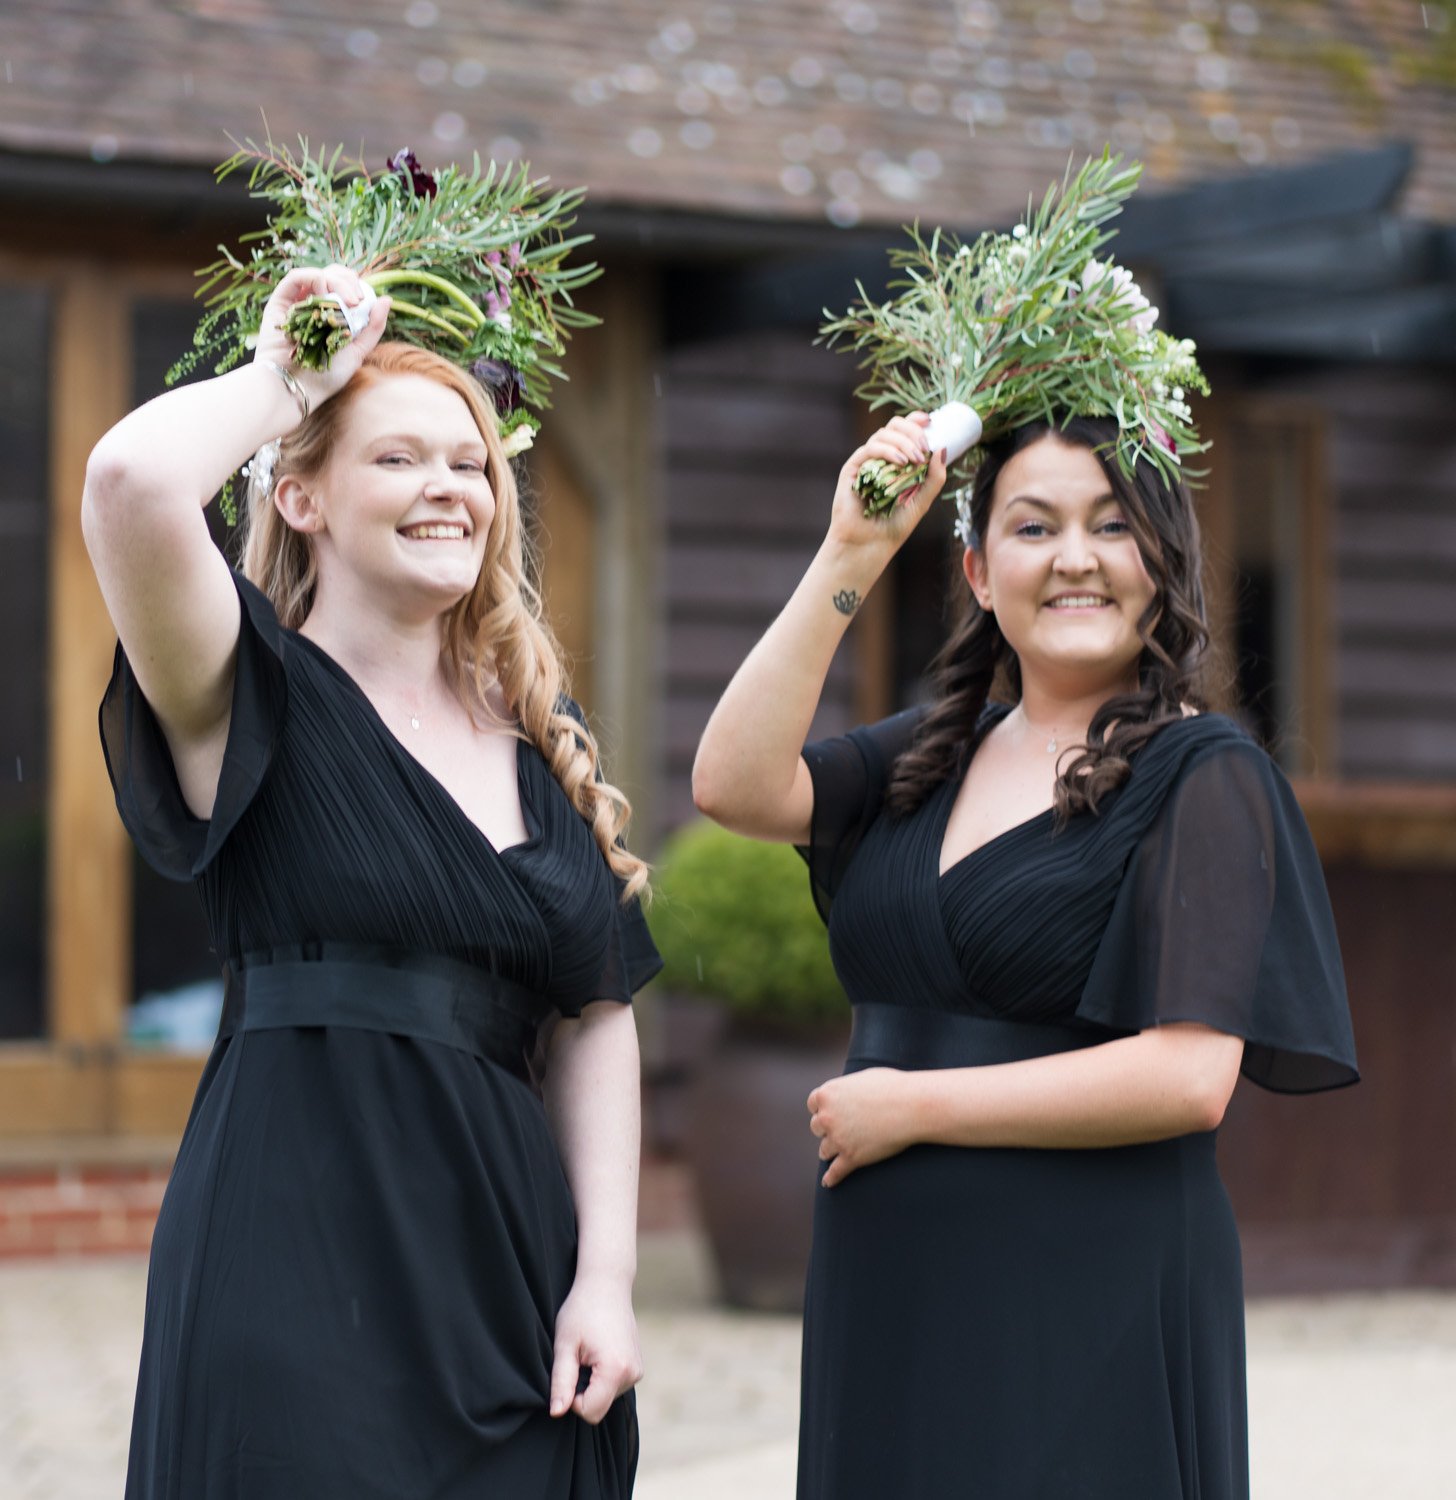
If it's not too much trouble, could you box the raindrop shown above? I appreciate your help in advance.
[841,3,879,36]
[1060,80,1093,107]
[405,0,439,26]
[857,148,887,175]
[90,134,118,163]
[345,28,380,59]
[417,57,449,87]
[1237,134,1268,166]
[1063,48,1096,80]
[829,168,862,197]
[676,84,712,113]
[3,60,10,83]
[789,56,826,88]
[653,373,663,398]
[910,82,943,114]
[680,120,716,150]
[489,134,523,160]
[1018,61,1052,91]
[1208,112,1241,145]
[433,112,466,144]
[1369,329,1382,355]
[910,148,943,179]
[719,86,752,114]
[754,76,788,106]
[872,77,906,108]
[1114,90,1147,117]
[616,64,659,94]
[780,164,815,196]
[875,162,921,201]
[827,198,862,227]
[14,758,21,782]
[702,63,740,93]
[659,20,696,53]
[1227,3,1260,35]
[628,127,663,159]
[569,78,603,105]
[1270,116,1302,149]
[780,132,814,162]
[929,47,961,77]
[1026,116,1074,148]
[813,123,846,154]
[1177,22,1211,53]
[452,59,487,88]
[979,56,1014,88]
[834,72,869,102]
[1110,119,1144,151]
[1196,55,1232,90]
[695,955,704,983]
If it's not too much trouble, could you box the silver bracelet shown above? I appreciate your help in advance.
[261,360,310,424]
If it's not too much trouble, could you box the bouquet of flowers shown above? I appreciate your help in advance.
[173,134,601,517]
[819,150,1209,518]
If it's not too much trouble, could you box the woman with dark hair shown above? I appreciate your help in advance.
[85,266,658,1499]
[693,410,1357,1500]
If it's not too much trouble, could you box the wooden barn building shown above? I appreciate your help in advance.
[0,0,1453,1287]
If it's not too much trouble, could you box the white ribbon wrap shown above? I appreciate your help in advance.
[325,282,378,338]
[923,400,983,464]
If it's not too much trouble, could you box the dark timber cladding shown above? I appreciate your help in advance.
[658,331,860,835]
[1317,368,1456,780]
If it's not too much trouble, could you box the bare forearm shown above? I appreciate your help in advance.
[544,1003,642,1284]
[904,1027,1244,1149]
[692,537,888,834]
[86,363,301,517]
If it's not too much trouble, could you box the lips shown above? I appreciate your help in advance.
[1044,593,1111,608]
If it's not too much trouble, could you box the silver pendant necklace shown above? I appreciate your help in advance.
[409,713,422,731]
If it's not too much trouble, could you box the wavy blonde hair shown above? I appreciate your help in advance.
[240,342,649,902]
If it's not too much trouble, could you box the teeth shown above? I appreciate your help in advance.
[1048,596,1109,608]
[401,524,466,540]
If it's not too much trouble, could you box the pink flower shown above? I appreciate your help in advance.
[1147,419,1177,456]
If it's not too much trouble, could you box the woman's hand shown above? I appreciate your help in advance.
[808,1067,920,1187]
[549,1270,644,1424]
[826,413,949,555]
[252,264,391,410]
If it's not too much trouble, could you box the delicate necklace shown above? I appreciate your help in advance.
[408,712,422,731]
[1018,708,1072,755]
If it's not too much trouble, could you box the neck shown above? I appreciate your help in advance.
[1016,671,1137,739]
[300,571,451,703]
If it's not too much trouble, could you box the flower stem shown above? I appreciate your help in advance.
[384,297,472,344]
[365,270,485,327]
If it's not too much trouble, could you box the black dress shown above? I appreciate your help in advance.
[796,704,1357,1500]
[100,572,661,1500]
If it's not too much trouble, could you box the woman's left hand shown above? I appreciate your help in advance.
[808,1067,918,1187]
[549,1271,643,1424]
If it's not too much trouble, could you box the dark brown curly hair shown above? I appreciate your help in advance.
[886,415,1214,821]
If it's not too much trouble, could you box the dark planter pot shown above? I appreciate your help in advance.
[684,1017,850,1313]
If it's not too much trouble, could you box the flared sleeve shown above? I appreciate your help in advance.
[557,696,663,1010]
[1076,738,1359,1094]
[797,707,927,923]
[99,570,288,881]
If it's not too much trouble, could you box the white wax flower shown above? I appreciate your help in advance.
[500,426,535,459]
[1080,257,1157,333]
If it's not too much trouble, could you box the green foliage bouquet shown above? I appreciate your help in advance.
[819,150,1210,520]
[652,820,844,1027]
[172,134,601,512]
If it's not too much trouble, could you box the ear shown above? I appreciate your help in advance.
[963,544,993,614]
[273,472,325,536]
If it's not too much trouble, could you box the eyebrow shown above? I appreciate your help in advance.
[1004,492,1120,513]
[367,433,488,451]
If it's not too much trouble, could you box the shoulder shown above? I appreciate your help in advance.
[1136,711,1298,827]
[232,569,290,664]
[846,703,931,766]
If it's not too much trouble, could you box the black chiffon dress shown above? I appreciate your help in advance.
[101,572,661,1500]
[796,703,1358,1500]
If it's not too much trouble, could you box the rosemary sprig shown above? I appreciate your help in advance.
[820,149,1210,517]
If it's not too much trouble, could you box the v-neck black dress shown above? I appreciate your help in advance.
[101,572,661,1500]
[795,703,1357,1500]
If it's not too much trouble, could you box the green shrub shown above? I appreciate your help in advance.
[649,819,844,1023]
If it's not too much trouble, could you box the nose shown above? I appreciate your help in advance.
[421,463,466,502]
[1053,525,1098,575]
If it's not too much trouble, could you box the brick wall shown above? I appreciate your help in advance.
[0,1164,169,1260]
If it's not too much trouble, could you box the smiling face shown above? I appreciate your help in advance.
[277,373,496,619]
[964,433,1157,696]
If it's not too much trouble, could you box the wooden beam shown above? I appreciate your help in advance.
[1295,780,1456,867]
[528,432,596,709]
[113,1053,206,1138]
[47,266,132,1046]
[0,1052,108,1135]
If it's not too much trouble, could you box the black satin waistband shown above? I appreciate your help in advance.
[221,943,543,1084]
[847,1002,1110,1072]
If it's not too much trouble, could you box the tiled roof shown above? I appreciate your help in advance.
[0,0,1452,229]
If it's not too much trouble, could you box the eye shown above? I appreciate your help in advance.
[376,453,412,466]
[1098,518,1132,535]
[454,460,486,474]
[1015,522,1050,538]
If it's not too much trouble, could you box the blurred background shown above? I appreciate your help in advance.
[0,1,1453,1494]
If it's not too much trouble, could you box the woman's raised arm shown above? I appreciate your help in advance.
[81,266,387,815]
[691,415,946,844]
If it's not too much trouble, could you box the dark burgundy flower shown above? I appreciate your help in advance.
[1147,418,1177,456]
[470,358,526,416]
[388,147,437,198]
